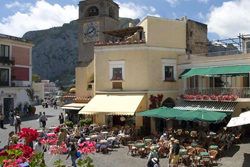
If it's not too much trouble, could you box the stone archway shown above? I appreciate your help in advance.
[162,97,175,108]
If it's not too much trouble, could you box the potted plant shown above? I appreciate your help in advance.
[195,94,202,100]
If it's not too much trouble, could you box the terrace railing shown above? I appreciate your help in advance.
[184,87,250,98]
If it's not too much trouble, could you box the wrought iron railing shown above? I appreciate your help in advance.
[183,87,250,98]
[0,57,15,65]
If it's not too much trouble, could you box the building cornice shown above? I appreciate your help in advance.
[95,45,186,52]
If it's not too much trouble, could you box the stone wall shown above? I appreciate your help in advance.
[186,20,208,54]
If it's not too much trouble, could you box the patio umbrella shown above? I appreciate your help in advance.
[176,110,227,123]
[136,106,186,119]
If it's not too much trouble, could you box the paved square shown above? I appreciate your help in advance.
[1,105,249,167]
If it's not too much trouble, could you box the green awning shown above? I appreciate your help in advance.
[179,65,250,79]
[176,110,227,123]
[136,106,187,119]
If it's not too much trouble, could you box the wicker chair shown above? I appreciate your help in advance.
[218,144,225,158]
[127,144,136,156]
[209,150,218,165]
[201,156,212,167]
[234,133,241,144]
[197,148,207,155]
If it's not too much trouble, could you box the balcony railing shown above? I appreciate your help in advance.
[186,49,250,59]
[184,87,250,98]
[0,57,15,65]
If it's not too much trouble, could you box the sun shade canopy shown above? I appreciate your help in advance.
[176,110,227,123]
[227,110,250,127]
[102,26,143,38]
[179,65,250,79]
[136,107,187,118]
[78,94,144,115]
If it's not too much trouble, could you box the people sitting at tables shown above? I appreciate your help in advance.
[154,128,161,138]
[119,126,126,134]
[78,134,86,144]
[160,133,168,141]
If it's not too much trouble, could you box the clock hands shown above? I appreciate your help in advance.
[84,28,95,35]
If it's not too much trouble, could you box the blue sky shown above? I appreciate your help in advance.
[0,0,249,40]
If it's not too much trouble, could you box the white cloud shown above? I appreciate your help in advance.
[147,14,161,18]
[116,2,159,19]
[197,12,205,20]
[207,0,250,38]
[165,0,178,7]
[6,1,31,11]
[198,0,208,3]
[150,6,156,13]
[0,0,78,37]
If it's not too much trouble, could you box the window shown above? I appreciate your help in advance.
[190,76,198,88]
[88,6,99,17]
[109,61,125,81]
[164,66,174,81]
[162,59,177,82]
[209,77,214,88]
[0,69,9,86]
[246,41,250,53]
[112,68,122,80]
[0,45,10,58]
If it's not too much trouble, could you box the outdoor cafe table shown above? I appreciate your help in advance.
[85,138,90,141]
[144,139,152,142]
[136,143,145,147]
[209,145,219,150]
[107,137,116,141]
[180,149,188,154]
[200,152,209,156]
[191,142,199,147]
[101,131,109,135]
[90,135,100,138]
[100,140,108,143]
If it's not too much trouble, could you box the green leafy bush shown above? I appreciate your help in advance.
[64,121,74,128]
[79,118,92,126]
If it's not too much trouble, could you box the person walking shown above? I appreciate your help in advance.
[9,110,14,126]
[53,100,57,109]
[59,113,64,124]
[38,111,42,128]
[147,147,159,167]
[64,113,69,122]
[66,143,77,167]
[0,111,5,129]
[40,112,47,128]
[171,140,180,167]
[14,113,21,134]
[34,137,45,164]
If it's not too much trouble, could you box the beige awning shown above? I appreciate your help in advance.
[78,94,144,115]
[62,103,87,108]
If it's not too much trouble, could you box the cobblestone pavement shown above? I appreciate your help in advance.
[1,105,250,167]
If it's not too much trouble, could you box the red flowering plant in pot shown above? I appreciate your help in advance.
[231,95,239,101]
[202,94,209,100]
[180,94,187,99]
[187,95,195,100]
[222,95,230,101]
[217,95,223,101]
[210,95,217,100]
[195,94,202,100]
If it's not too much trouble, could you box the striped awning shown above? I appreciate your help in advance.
[174,101,238,112]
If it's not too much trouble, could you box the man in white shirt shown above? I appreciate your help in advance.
[34,137,45,164]
[160,133,168,141]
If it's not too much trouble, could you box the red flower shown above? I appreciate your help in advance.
[78,141,96,155]
[17,128,39,144]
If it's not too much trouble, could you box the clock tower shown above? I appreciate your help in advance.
[77,0,120,67]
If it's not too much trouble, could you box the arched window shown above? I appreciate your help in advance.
[162,98,175,108]
[88,6,99,17]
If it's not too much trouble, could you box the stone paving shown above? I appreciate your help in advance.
[0,105,250,167]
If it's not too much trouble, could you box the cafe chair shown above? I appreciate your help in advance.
[218,144,225,158]
[201,156,212,167]
[127,144,136,156]
[209,150,218,165]
[197,148,207,155]
[234,133,241,144]
[136,145,145,158]
[100,143,108,154]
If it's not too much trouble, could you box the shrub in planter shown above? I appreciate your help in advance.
[64,121,74,128]
[79,118,92,126]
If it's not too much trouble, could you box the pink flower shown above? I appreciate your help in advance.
[47,133,56,138]
[78,141,96,155]
[49,143,67,155]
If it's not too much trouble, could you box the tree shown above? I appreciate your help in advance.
[32,74,41,83]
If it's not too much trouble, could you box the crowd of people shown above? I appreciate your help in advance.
[42,98,58,109]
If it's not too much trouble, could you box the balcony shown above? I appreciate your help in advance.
[95,40,145,46]
[0,57,15,65]
[182,87,250,99]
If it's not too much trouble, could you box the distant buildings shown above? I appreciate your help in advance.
[0,33,34,117]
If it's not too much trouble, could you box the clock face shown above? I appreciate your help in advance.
[83,22,100,43]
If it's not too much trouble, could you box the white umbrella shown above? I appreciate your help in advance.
[227,111,250,127]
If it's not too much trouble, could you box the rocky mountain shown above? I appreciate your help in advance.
[23,17,140,87]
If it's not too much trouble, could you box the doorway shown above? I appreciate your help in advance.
[3,98,14,118]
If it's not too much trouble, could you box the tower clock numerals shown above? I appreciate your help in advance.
[83,22,100,42]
